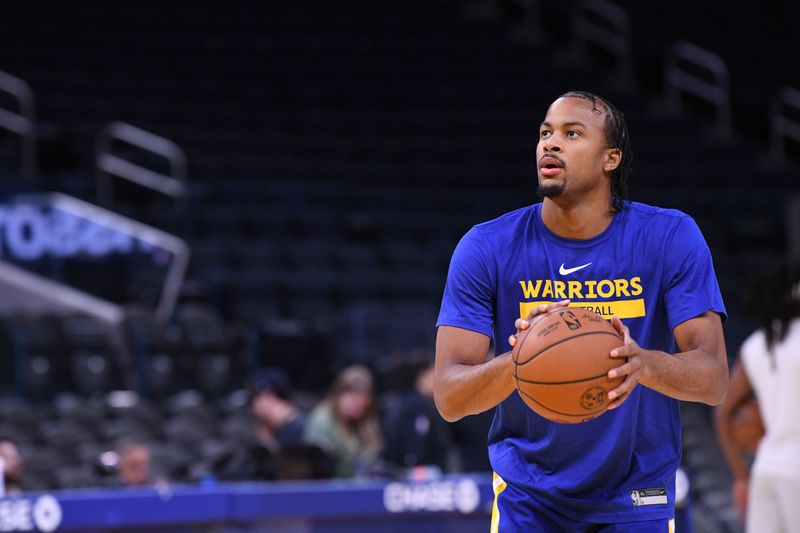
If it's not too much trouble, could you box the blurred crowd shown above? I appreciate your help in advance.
[0,351,493,495]
[225,352,492,482]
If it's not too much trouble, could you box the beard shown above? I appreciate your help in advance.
[537,179,566,199]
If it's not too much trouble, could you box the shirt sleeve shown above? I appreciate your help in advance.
[663,215,727,329]
[436,226,495,337]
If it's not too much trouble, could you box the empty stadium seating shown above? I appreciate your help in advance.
[0,2,797,530]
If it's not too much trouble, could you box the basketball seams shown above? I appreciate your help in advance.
[511,317,535,365]
[516,387,607,419]
[514,330,622,366]
[511,316,539,396]
[513,371,612,385]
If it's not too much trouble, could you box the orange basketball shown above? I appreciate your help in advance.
[512,307,625,424]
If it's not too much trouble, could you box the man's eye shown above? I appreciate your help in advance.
[540,131,551,138]
[567,130,579,138]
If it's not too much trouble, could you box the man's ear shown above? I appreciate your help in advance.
[604,148,622,173]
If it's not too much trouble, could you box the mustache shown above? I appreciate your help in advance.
[539,154,565,167]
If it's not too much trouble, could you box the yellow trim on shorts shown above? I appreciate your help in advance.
[490,472,507,533]
[489,472,675,533]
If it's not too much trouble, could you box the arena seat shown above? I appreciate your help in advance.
[149,441,192,480]
[40,419,94,465]
[55,464,100,489]
[70,352,120,396]
[0,398,42,443]
[20,446,60,490]
[195,353,234,397]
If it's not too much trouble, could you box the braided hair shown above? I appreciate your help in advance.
[746,256,800,367]
[558,91,632,212]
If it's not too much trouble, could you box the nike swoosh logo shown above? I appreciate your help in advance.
[559,262,592,275]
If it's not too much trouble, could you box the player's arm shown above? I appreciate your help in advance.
[713,359,753,479]
[713,359,753,515]
[608,311,728,406]
[434,326,512,422]
[434,302,568,422]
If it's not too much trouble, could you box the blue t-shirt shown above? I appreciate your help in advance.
[437,201,726,522]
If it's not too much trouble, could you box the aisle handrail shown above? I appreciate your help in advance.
[0,70,37,176]
[664,40,731,139]
[573,0,633,85]
[95,121,188,211]
[770,86,800,164]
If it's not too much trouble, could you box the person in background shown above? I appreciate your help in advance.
[240,367,329,480]
[116,440,155,487]
[715,257,800,532]
[218,368,317,481]
[382,354,450,473]
[303,365,382,478]
[249,368,306,453]
[0,438,25,495]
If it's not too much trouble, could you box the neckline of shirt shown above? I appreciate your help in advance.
[532,203,625,249]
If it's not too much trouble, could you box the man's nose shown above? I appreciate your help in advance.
[542,136,562,152]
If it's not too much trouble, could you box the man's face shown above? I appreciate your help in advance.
[536,97,618,202]
[252,391,293,428]
[0,442,22,479]
[336,389,372,422]
[119,446,151,487]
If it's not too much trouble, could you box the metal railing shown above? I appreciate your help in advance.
[0,70,37,176]
[95,121,188,212]
[0,193,190,324]
[572,0,633,86]
[664,40,731,140]
[770,86,800,165]
[48,192,190,323]
[0,261,124,323]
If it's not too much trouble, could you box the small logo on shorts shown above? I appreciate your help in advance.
[630,487,668,506]
[580,386,607,410]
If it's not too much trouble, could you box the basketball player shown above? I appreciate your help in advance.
[715,258,800,532]
[435,91,728,532]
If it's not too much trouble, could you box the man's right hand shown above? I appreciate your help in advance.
[508,299,571,348]
[435,299,570,422]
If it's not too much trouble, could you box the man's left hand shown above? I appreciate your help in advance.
[607,315,645,410]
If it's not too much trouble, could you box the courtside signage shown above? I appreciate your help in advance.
[0,495,62,532]
[383,479,481,514]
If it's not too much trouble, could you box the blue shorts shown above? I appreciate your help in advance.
[491,473,675,533]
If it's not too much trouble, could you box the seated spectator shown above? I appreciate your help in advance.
[249,368,305,453]
[217,368,330,481]
[0,438,24,496]
[303,365,382,478]
[115,440,157,487]
[382,354,450,472]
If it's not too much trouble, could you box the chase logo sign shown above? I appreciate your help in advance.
[0,495,62,532]
[383,479,480,514]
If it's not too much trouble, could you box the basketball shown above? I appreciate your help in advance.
[512,307,625,424]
